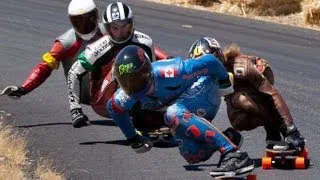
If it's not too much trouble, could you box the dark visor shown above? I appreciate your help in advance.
[70,9,98,35]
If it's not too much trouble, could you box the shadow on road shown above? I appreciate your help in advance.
[80,139,130,146]
[90,119,117,126]
[183,163,217,171]
[79,139,177,148]
[15,119,116,128]
[16,122,72,128]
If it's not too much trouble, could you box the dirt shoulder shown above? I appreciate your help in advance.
[147,0,320,31]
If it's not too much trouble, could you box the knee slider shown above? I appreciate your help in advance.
[165,105,184,129]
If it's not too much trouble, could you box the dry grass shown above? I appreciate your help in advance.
[305,0,320,26]
[0,125,26,180]
[149,0,320,30]
[227,0,303,16]
[36,158,64,180]
[0,112,65,180]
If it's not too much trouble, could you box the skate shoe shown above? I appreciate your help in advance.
[210,151,254,178]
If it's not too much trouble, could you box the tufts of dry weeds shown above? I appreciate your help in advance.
[304,0,320,26]
[36,158,64,180]
[150,0,319,29]
[0,125,27,180]
[0,112,65,180]
[226,0,303,16]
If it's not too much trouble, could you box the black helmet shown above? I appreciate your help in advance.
[114,45,152,95]
[188,37,226,63]
[102,2,134,44]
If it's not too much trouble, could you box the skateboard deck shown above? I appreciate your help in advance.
[262,145,309,169]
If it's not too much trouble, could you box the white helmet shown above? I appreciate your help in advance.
[68,0,99,40]
[102,2,134,44]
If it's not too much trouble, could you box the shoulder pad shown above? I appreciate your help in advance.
[132,31,153,48]
[56,28,77,49]
[233,56,248,81]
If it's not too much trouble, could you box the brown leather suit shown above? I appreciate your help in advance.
[223,54,293,131]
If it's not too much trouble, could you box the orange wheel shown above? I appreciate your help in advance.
[295,157,305,169]
[262,157,272,169]
[247,174,257,180]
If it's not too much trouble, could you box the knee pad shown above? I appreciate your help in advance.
[165,104,186,129]
[179,138,215,164]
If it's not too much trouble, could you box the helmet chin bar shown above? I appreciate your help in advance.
[75,26,98,40]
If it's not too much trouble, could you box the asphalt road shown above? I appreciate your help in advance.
[0,0,319,179]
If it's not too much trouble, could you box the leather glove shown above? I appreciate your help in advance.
[70,108,90,128]
[0,86,26,98]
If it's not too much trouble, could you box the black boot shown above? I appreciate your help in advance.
[222,127,243,149]
[128,134,153,153]
[71,108,90,128]
[264,126,285,149]
[210,151,254,178]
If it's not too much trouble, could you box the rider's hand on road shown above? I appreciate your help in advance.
[1,86,26,98]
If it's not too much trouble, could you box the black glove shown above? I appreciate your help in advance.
[283,124,305,151]
[217,78,234,96]
[1,86,26,98]
[218,78,232,89]
[70,108,90,128]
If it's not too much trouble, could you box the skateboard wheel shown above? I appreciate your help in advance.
[295,157,305,169]
[247,174,257,180]
[262,157,272,169]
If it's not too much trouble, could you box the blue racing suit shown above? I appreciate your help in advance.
[107,54,236,163]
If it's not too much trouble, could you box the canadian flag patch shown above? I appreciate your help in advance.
[160,68,178,78]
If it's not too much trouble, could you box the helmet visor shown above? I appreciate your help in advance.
[70,9,98,35]
[106,19,134,43]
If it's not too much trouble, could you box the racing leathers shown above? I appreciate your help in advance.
[14,24,106,102]
[223,49,305,150]
[67,31,169,119]
[107,54,248,164]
